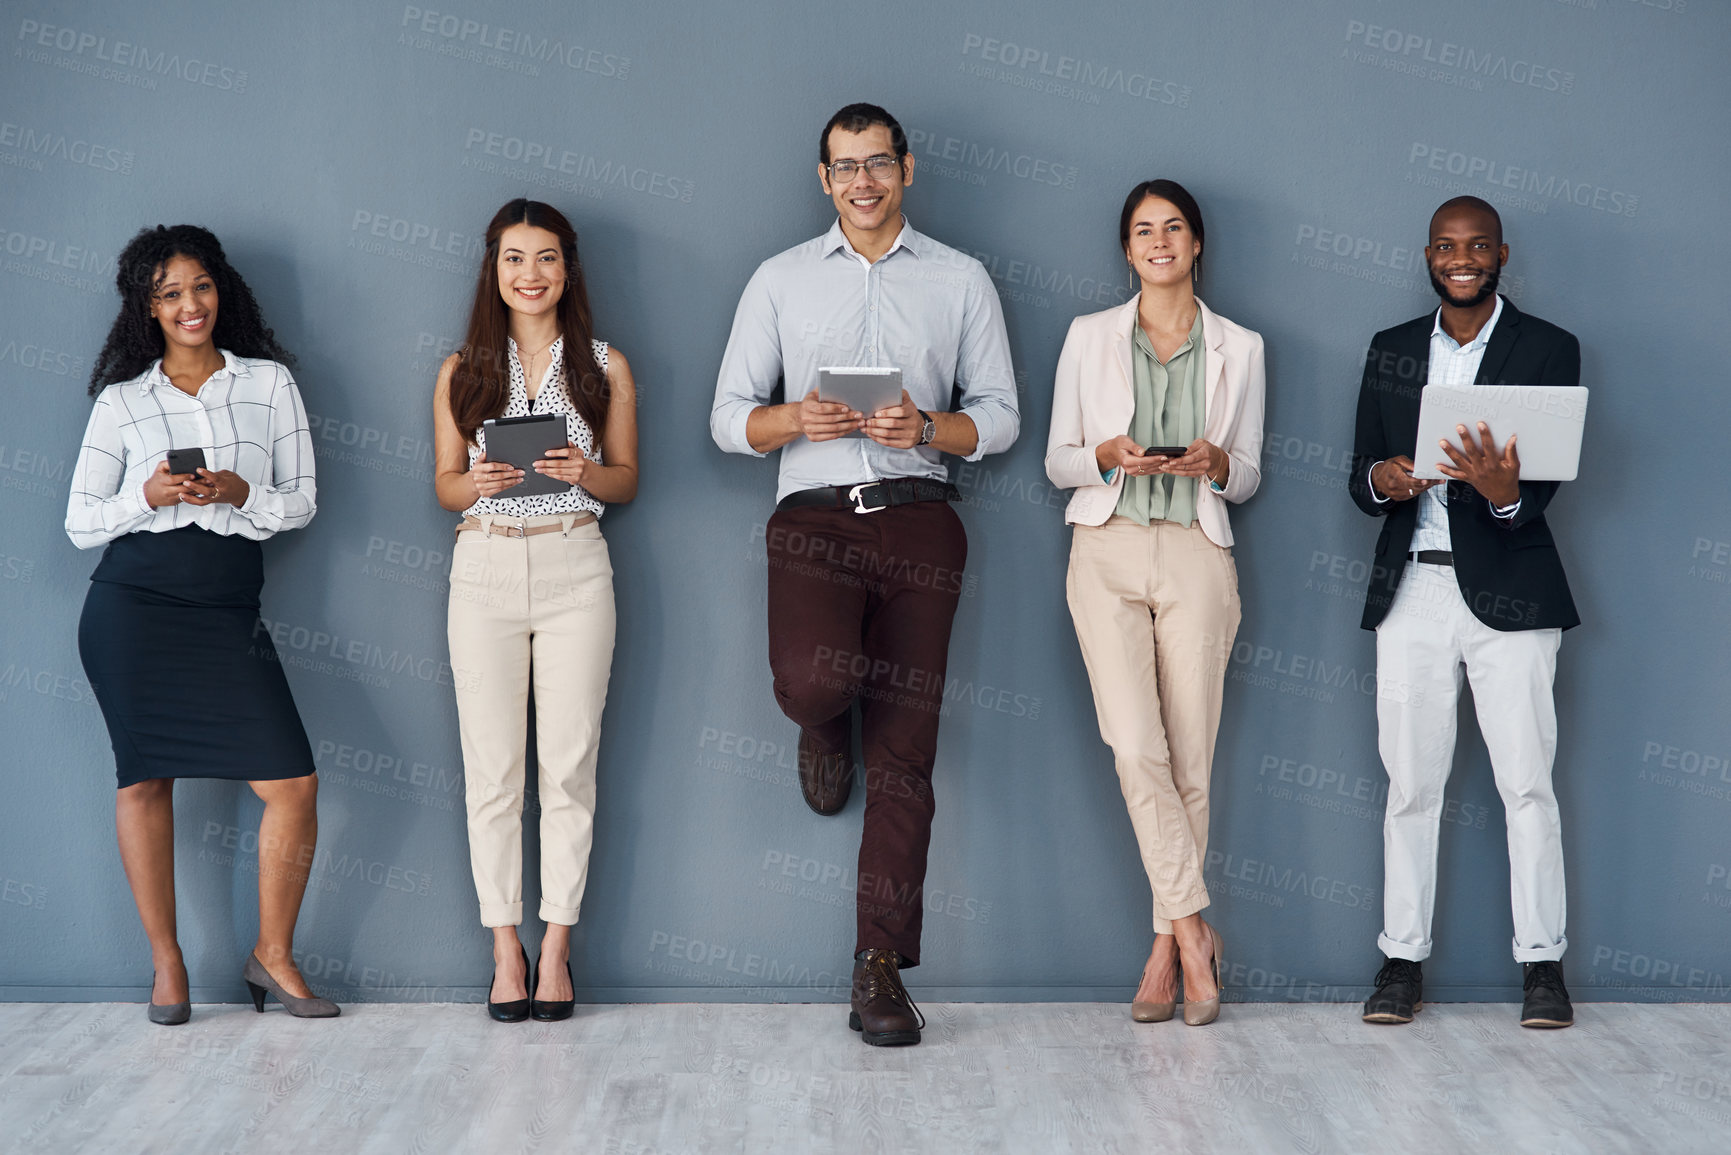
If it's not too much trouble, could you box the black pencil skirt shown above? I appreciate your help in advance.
[78,526,316,790]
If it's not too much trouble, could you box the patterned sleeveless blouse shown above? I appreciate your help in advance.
[465,336,607,518]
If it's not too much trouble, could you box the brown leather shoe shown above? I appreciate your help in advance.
[849,948,923,1046]
[797,729,853,815]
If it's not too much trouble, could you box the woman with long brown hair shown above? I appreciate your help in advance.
[432,199,638,1022]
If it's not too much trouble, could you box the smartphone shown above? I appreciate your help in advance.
[1140,446,1187,457]
[166,448,208,475]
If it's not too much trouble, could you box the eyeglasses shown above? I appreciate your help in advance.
[826,154,902,183]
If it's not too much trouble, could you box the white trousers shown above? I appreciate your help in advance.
[447,515,616,928]
[1375,560,1566,963]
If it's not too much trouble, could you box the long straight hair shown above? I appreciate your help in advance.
[448,199,607,442]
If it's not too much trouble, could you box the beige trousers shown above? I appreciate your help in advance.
[447,515,615,927]
[1067,517,1240,932]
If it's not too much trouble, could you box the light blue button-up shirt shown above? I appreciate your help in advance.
[1369,294,1519,541]
[711,217,1020,503]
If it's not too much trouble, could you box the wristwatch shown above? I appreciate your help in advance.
[917,410,936,447]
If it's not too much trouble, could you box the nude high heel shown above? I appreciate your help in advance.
[1131,938,1181,1022]
[1182,923,1225,1026]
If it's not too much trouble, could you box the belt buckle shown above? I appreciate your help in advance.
[847,483,886,515]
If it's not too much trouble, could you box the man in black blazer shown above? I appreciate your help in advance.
[1349,196,1580,1030]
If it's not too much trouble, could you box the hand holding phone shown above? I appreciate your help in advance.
[1139,446,1187,458]
[166,447,207,475]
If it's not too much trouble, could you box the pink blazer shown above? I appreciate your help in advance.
[1044,295,1265,547]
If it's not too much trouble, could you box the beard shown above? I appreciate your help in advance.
[1428,263,1500,308]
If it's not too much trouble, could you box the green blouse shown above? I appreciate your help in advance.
[1114,310,1206,526]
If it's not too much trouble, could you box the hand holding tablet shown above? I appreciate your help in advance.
[818,367,902,441]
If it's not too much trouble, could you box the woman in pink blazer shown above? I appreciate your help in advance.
[1045,180,1265,1026]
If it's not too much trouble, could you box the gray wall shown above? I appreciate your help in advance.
[2,0,1726,1005]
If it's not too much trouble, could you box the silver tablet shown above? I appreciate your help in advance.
[481,414,571,497]
[818,367,902,439]
[1411,385,1588,481]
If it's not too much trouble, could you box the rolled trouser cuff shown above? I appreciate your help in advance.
[1512,937,1565,964]
[540,901,581,927]
[1377,932,1430,962]
[1152,889,1211,935]
[480,901,523,928]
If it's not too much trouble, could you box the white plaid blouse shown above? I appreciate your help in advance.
[65,350,316,548]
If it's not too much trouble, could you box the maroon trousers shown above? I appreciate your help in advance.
[765,499,968,967]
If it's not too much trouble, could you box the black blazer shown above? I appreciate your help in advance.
[1348,297,1581,632]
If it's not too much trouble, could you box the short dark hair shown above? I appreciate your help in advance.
[1430,195,1503,243]
[819,103,908,164]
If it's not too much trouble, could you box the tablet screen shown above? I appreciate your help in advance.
[481,414,571,497]
[818,367,902,440]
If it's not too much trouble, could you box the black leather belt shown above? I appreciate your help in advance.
[777,479,960,515]
[1409,550,1453,566]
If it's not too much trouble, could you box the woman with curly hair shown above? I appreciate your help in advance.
[433,199,637,1022]
[68,224,337,1023]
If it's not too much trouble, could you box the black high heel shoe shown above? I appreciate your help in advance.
[487,945,533,1023]
[531,957,575,1022]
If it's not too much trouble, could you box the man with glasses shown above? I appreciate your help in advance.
[711,102,1018,1046]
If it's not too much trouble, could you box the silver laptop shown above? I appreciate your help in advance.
[1411,385,1588,481]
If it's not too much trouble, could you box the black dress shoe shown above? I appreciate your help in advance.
[1362,956,1422,1024]
[1520,961,1574,1028]
[487,946,533,1023]
[797,729,853,816]
[531,957,575,1022]
[849,948,923,1046]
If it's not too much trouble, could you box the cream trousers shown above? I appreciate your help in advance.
[1067,517,1240,933]
[447,515,615,927]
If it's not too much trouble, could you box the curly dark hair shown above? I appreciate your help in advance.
[88,224,294,396]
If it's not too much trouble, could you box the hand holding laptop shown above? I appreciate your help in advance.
[1435,421,1520,509]
[1371,456,1441,502]
[1411,384,1587,483]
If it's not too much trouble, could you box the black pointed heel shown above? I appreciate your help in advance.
[488,945,533,1023]
[531,958,576,1022]
[246,980,267,1013]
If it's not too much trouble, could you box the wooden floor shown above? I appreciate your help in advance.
[2,1001,1726,1154]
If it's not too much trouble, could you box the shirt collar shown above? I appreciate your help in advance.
[506,335,565,356]
[822,215,921,264]
[1431,293,1504,353]
[1130,309,1202,362]
[138,348,248,393]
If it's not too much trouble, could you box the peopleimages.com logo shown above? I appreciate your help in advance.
[1408,144,1639,217]
[398,6,628,78]
[16,19,249,92]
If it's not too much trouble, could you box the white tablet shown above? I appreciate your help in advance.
[1411,385,1588,481]
[818,367,902,439]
